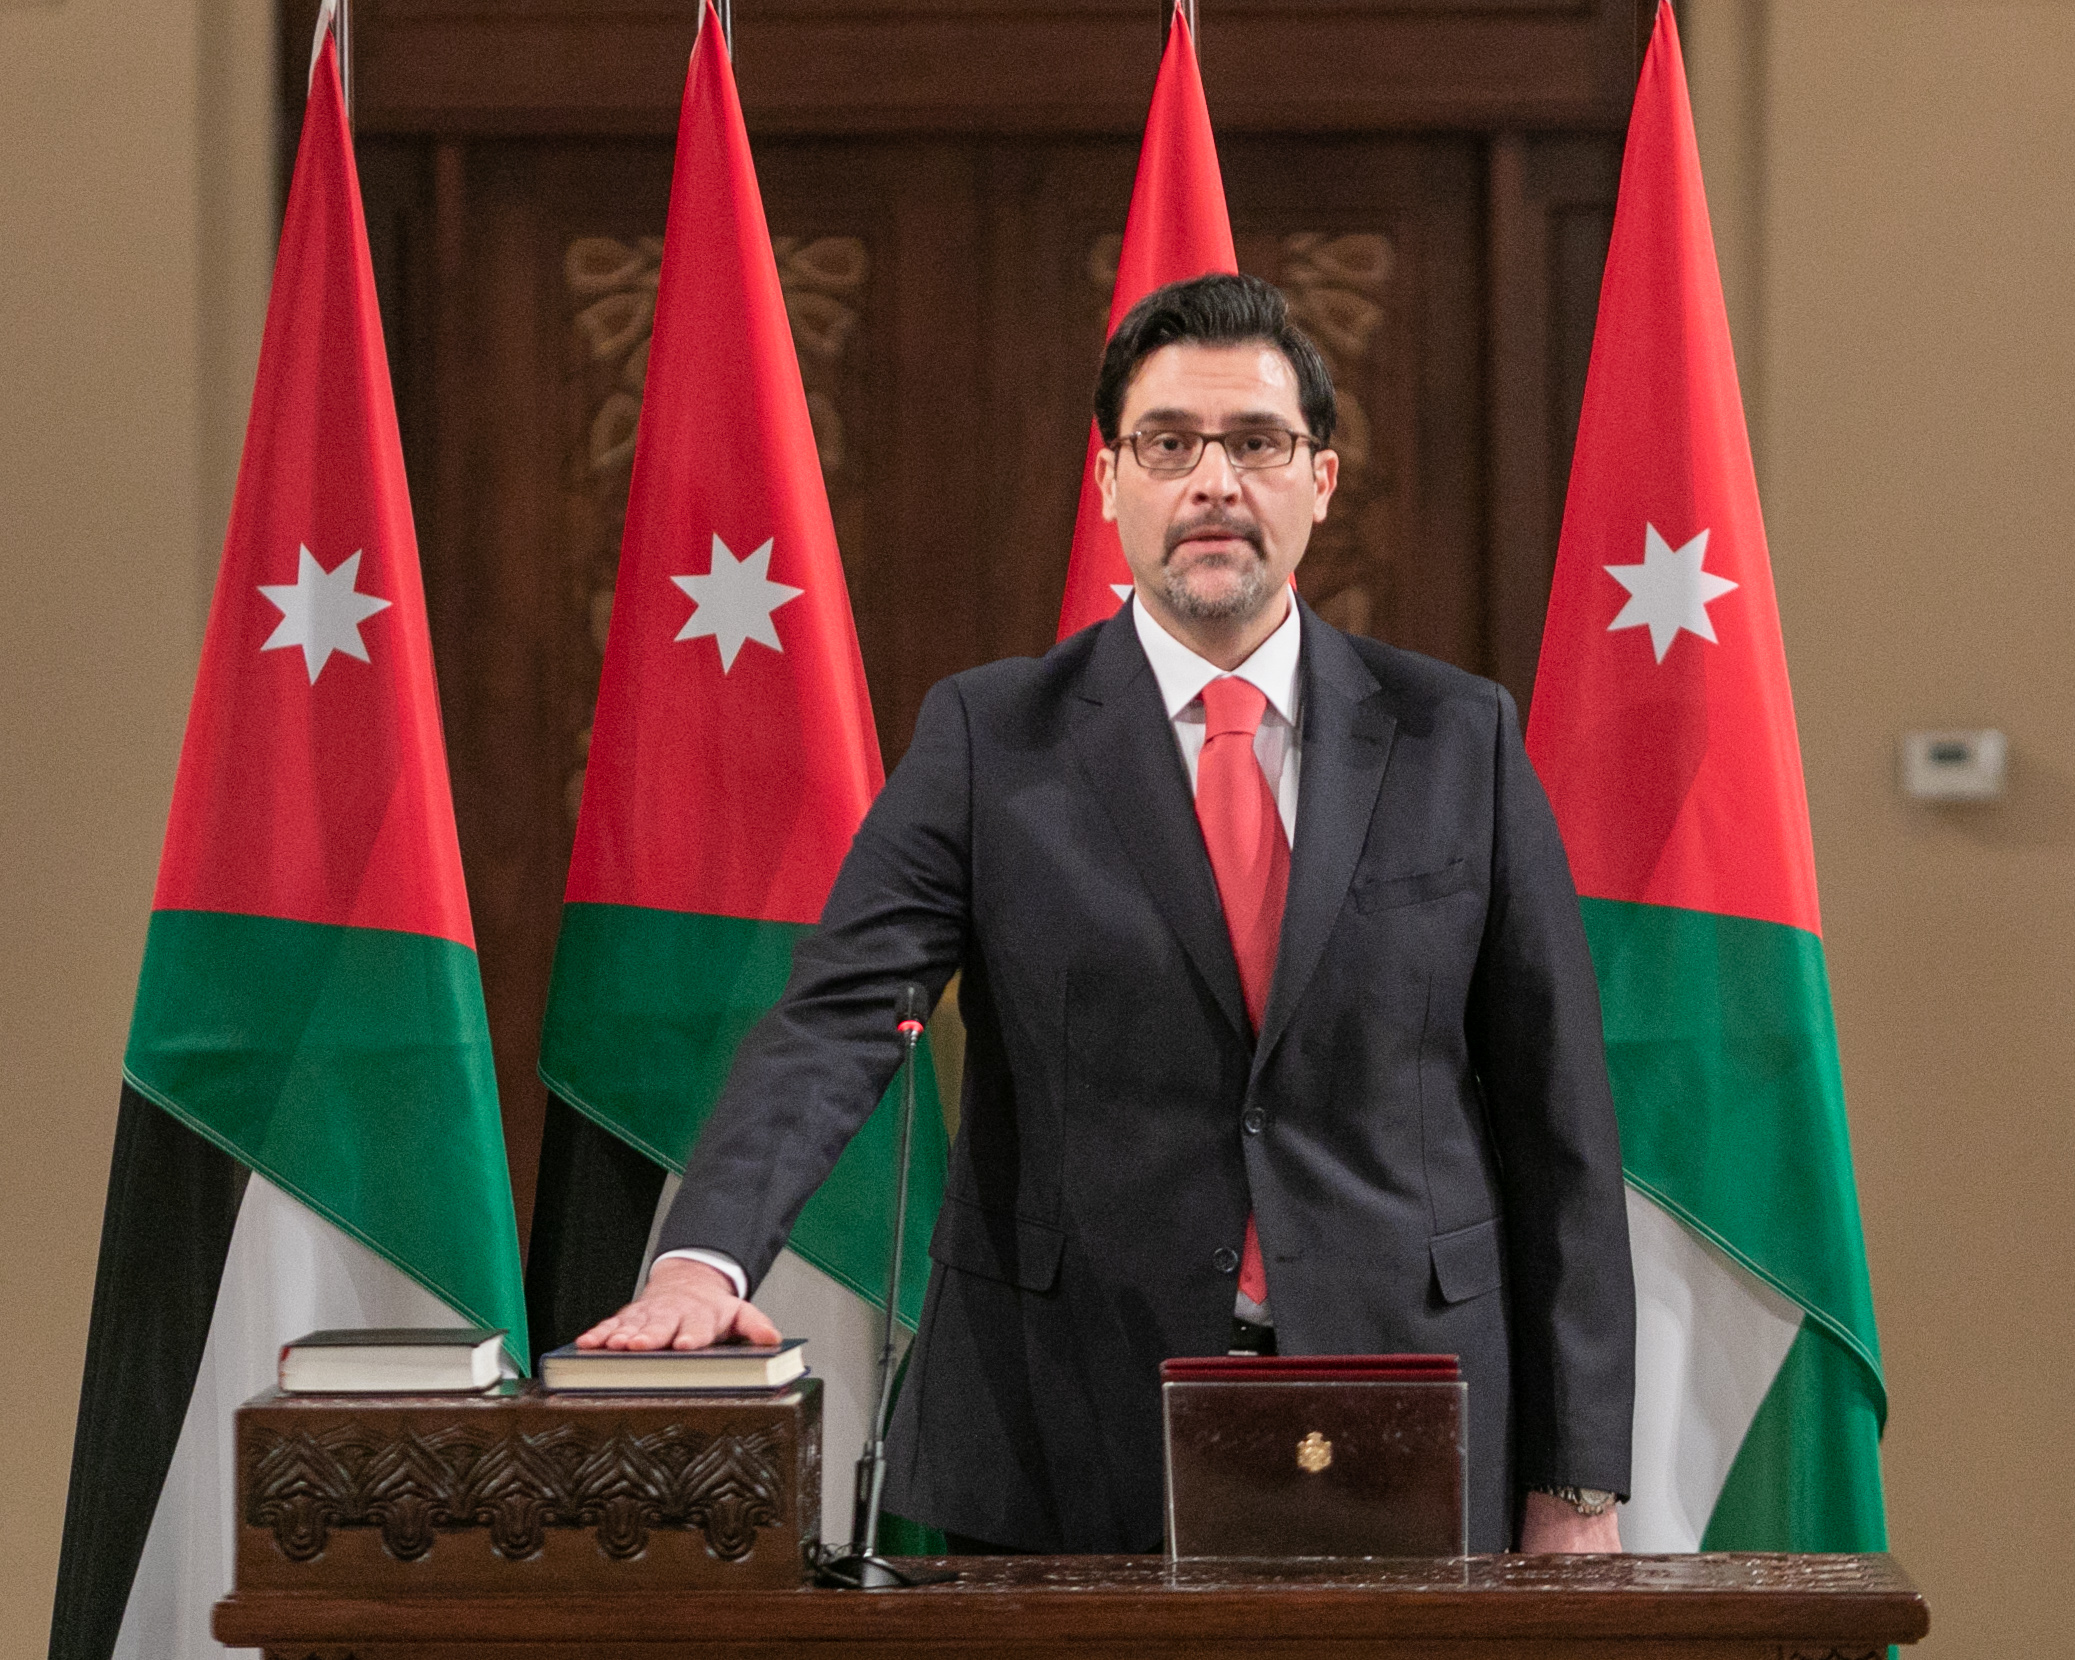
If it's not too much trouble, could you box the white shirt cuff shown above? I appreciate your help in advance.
[652,1247,749,1300]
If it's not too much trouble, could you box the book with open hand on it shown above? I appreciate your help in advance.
[540,1337,808,1392]
[278,1328,507,1393]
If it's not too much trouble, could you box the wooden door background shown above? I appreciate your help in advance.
[291,0,1645,1242]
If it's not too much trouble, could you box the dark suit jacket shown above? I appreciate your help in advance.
[657,599,1634,1552]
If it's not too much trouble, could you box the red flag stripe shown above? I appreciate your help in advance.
[152,35,474,949]
[563,4,884,925]
[1526,2,1821,939]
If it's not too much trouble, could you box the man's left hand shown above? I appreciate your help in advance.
[1519,1491,1622,1553]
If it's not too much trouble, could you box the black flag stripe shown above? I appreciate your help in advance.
[50,1085,243,1660]
[523,1095,668,1370]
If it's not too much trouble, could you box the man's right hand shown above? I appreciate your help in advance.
[574,1257,783,1351]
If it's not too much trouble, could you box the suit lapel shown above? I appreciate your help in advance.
[1255,603,1396,1073]
[1070,606,1251,1044]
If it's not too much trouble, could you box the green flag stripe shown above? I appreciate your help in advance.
[540,904,802,1170]
[1582,896,1883,1399]
[1701,1319,1889,1551]
[539,901,946,1329]
[124,909,530,1368]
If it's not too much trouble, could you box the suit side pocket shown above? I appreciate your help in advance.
[1429,1216,1504,1304]
[927,1193,1066,1292]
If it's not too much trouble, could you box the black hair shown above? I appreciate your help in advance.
[1093,272,1337,447]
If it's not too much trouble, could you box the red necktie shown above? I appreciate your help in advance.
[1194,676,1289,1306]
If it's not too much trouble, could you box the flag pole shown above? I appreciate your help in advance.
[337,0,353,126]
[716,0,733,57]
[309,0,352,126]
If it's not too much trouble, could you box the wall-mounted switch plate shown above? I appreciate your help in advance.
[1899,730,2007,801]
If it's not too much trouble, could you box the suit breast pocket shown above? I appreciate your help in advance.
[1353,856,1472,914]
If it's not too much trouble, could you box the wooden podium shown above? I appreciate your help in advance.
[216,1389,1929,1659]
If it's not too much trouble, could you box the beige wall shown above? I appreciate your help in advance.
[0,0,270,1651]
[3,0,2069,1653]
[1692,2,2075,1652]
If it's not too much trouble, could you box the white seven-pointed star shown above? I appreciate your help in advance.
[258,545,392,683]
[1605,525,1739,663]
[672,535,804,671]
[1111,582,1135,604]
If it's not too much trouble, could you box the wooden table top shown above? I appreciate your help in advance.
[217,1551,1930,1649]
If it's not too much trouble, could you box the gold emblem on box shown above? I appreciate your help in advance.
[1296,1431,1333,1473]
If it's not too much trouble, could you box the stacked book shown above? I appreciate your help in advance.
[275,1328,809,1393]
[540,1338,808,1392]
[278,1329,508,1393]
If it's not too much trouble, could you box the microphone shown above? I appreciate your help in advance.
[815,982,956,1590]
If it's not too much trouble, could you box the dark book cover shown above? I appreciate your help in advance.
[285,1328,505,1349]
[540,1337,809,1392]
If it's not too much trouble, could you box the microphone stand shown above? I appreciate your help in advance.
[815,984,958,1590]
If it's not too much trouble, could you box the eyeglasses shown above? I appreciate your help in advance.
[1114,426,1320,476]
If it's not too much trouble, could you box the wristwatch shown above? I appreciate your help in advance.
[1534,1485,1619,1516]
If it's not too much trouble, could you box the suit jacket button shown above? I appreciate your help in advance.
[1241,1107,1266,1135]
[1213,1246,1239,1274]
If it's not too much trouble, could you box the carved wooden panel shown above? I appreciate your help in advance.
[1274,233,1401,635]
[1783,1649,1885,1660]
[1485,132,1621,701]
[323,6,1623,1250]
[236,1382,822,1591]
[1229,139,1486,672]
[247,1416,787,1563]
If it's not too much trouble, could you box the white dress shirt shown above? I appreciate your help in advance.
[1130,589,1303,846]
[659,592,1306,1324]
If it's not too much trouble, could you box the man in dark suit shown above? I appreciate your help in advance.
[578,274,1634,1554]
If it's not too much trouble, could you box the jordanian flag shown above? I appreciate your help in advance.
[1527,2,1885,1552]
[50,15,529,1659]
[1056,4,1235,637]
[528,4,947,1546]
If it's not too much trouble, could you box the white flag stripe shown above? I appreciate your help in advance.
[754,1250,908,1547]
[1618,1184,1803,1551]
[114,1176,464,1660]
[644,1175,906,1547]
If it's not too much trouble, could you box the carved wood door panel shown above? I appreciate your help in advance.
[358,127,1614,1236]
[332,0,1632,1240]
